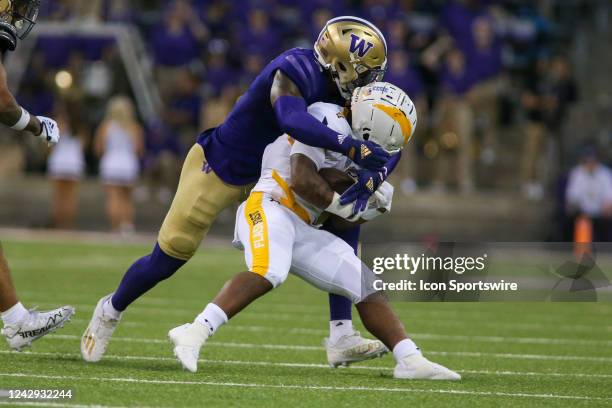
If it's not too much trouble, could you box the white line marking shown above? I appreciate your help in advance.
[65,318,612,347]
[0,373,609,401]
[41,334,612,362]
[35,300,612,336]
[2,350,612,379]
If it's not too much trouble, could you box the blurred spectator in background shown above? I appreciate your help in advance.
[465,15,504,165]
[520,55,549,200]
[203,47,235,96]
[138,121,183,205]
[163,69,203,146]
[565,147,612,242]
[238,8,280,60]
[543,55,578,167]
[520,54,577,200]
[152,0,208,101]
[71,0,103,22]
[95,97,144,234]
[47,101,87,229]
[201,84,241,130]
[426,43,475,193]
[385,49,426,194]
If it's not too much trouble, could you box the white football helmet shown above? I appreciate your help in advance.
[351,82,417,154]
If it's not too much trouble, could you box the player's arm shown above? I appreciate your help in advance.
[289,144,363,221]
[0,57,59,144]
[0,60,41,134]
[270,70,389,171]
[290,153,335,209]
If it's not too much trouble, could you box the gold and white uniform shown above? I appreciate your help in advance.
[233,102,378,302]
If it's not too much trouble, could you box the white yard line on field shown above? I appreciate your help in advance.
[33,295,612,333]
[0,373,610,402]
[2,350,612,380]
[65,318,612,347]
[6,336,612,363]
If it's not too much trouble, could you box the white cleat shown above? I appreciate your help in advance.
[2,306,75,351]
[168,323,209,373]
[394,353,461,380]
[81,294,121,362]
[325,330,388,368]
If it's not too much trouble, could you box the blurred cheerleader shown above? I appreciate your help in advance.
[94,96,144,233]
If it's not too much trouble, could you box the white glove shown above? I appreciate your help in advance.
[361,182,394,221]
[36,116,60,145]
[374,181,394,212]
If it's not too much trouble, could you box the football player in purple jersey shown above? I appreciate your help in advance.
[82,16,399,366]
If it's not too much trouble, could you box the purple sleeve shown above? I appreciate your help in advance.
[273,95,349,155]
[385,152,402,176]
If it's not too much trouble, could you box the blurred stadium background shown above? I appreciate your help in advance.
[1,0,611,242]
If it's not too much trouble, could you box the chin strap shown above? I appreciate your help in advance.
[0,22,17,52]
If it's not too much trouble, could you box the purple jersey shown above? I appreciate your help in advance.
[198,48,342,186]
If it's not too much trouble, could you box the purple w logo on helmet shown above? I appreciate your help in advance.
[349,33,374,58]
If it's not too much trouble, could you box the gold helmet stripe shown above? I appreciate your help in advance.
[373,103,413,144]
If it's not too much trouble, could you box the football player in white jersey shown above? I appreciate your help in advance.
[168,83,460,380]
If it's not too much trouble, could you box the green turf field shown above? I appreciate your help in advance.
[1,239,611,407]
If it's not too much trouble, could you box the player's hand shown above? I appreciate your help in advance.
[341,137,390,171]
[35,116,60,145]
[359,182,394,221]
[339,167,387,215]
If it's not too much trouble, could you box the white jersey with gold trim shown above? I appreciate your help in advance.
[252,102,355,224]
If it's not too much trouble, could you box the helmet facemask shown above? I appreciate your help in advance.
[0,0,39,51]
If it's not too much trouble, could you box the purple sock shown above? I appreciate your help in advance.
[111,243,186,311]
[322,222,361,321]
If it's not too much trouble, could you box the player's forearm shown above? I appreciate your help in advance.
[290,154,335,208]
[0,94,42,135]
[293,176,335,209]
[385,153,401,175]
[274,96,347,154]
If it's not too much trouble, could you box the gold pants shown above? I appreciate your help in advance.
[158,144,253,260]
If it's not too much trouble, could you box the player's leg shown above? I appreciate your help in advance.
[169,194,295,372]
[82,144,245,362]
[291,227,387,367]
[291,230,460,380]
[322,220,355,329]
[355,292,459,380]
[0,243,74,350]
[0,244,19,314]
[321,222,384,365]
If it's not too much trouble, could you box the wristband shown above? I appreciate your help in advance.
[10,107,30,131]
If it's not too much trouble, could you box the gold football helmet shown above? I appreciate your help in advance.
[314,16,387,99]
